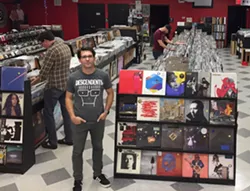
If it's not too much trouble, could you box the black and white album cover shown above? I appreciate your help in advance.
[185,99,209,124]
[117,122,137,146]
[6,145,23,164]
[2,93,24,117]
[161,125,184,150]
[185,72,198,96]
[140,151,157,175]
[0,144,6,165]
[0,119,23,144]
[197,72,211,97]
[116,149,141,174]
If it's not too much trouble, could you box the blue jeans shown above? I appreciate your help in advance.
[152,50,163,60]
[43,88,72,146]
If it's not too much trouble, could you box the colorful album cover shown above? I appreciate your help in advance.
[182,153,208,178]
[157,152,182,177]
[0,119,23,144]
[6,145,23,164]
[0,145,6,165]
[33,110,46,146]
[140,151,157,175]
[136,123,161,147]
[185,99,209,124]
[117,122,137,146]
[211,73,237,98]
[116,149,141,174]
[166,71,186,96]
[1,66,27,91]
[185,72,198,96]
[118,96,137,120]
[2,93,24,117]
[209,154,234,180]
[142,71,166,95]
[209,128,234,153]
[159,98,185,122]
[183,126,209,152]
[197,72,211,97]
[161,125,184,150]
[54,102,63,131]
[119,70,143,94]
[210,100,236,125]
[137,97,160,121]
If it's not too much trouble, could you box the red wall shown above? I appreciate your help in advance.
[22,0,236,40]
[0,0,16,33]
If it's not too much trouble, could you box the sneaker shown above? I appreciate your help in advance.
[73,180,82,191]
[94,174,111,188]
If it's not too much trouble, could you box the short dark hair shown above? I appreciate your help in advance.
[191,100,204,110]
[165,24,172,32]
[37,30,55,42]
[77,47,96,59]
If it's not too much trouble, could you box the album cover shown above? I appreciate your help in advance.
[183,126,209,152]
[197,72,211,97]
[116,149,141,174]
[211,73,237,98]
[166,71,186,96]
[0,145,6,165]
[110,59,118,81]
[137,97,160,121]
[117,56,124,73]
[2,93,24,117]
[118,96,137,120]
[119,70,143,94]
[161,125,184,150]
[209,154,234,180]
[142,71,166,95]
[33,110,46,146]
[6,145,23,164]
[210,100,236,125]
[182,153,208,178]
[54,102,63,131]
[185,72,198,96]
[1,66,27,91]
[136,123,161,147]
[157,152,182,177]
[0,119,23,144]
[159,98,185,122]
[117,122,137,146]
[140,151,157,175]
[209,128,234,153]
[185,99,209,124]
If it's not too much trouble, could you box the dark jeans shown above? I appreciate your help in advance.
[72,121,105,181]
[43,88,72,146]
[152,50,163,60]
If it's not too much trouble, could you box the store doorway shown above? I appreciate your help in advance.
[108,4,129,28]
[78,4,106,35]
[227,6,247,43]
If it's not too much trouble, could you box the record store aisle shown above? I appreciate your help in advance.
[1,48,250,191]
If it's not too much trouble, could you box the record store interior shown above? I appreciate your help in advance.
[0,0,250,191]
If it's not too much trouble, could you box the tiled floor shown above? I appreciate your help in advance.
[1,47,250,191]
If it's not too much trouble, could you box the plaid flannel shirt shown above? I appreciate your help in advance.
[40,41,72,91]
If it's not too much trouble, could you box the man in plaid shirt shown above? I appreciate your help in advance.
[31,30,73,149]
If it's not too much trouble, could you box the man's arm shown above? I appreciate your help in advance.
[104,87,114,114]
[65,91,75,119]
[157,39,167,49]
[165,36,174,45]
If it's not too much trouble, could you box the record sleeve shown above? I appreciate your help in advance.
[166,71,186,96]
[185,72,198,97]
[110,59,118,81]
[33,110,46,146]
[197,72,211,97]
[0,145,6,165]
[208,154,234,180]
[137,97,160,121]
[182,153,208,178]
[117,56,124,73]
[116,149,141,174]
[2,93,24,117]
[140,151,157,175]
[161,125,184,150]
[6,145,23,164]
[117,122,137,146]
[142,71,166,95]
[118,96,137,120]
[0,119,23,144]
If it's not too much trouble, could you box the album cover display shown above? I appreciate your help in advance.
[137,97,160,121]
[116,149,141,174]
[142,71,166,95]
[210,100,236,125]
[0,145,6,165]
[119,96,137,119]
[157,152,182,177]
[136,123,161,147]
[117,122,137,146]
[185,72,198,96]
[183,126,209,152]
[140,151,157,175]
[166,71,186,96]
[209,128,234,153]
[6,145,23,164]
[185,99,209,124]
[2,93,24,117]
[119,70,143,94]
[0,119,23,144]
[161,125,184,150]
[197,72,211,97]
[33,110,46,145]
[160,98,185,122]
[209,154,234,180]
[182,153,208,178]
[211,73,237,98]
